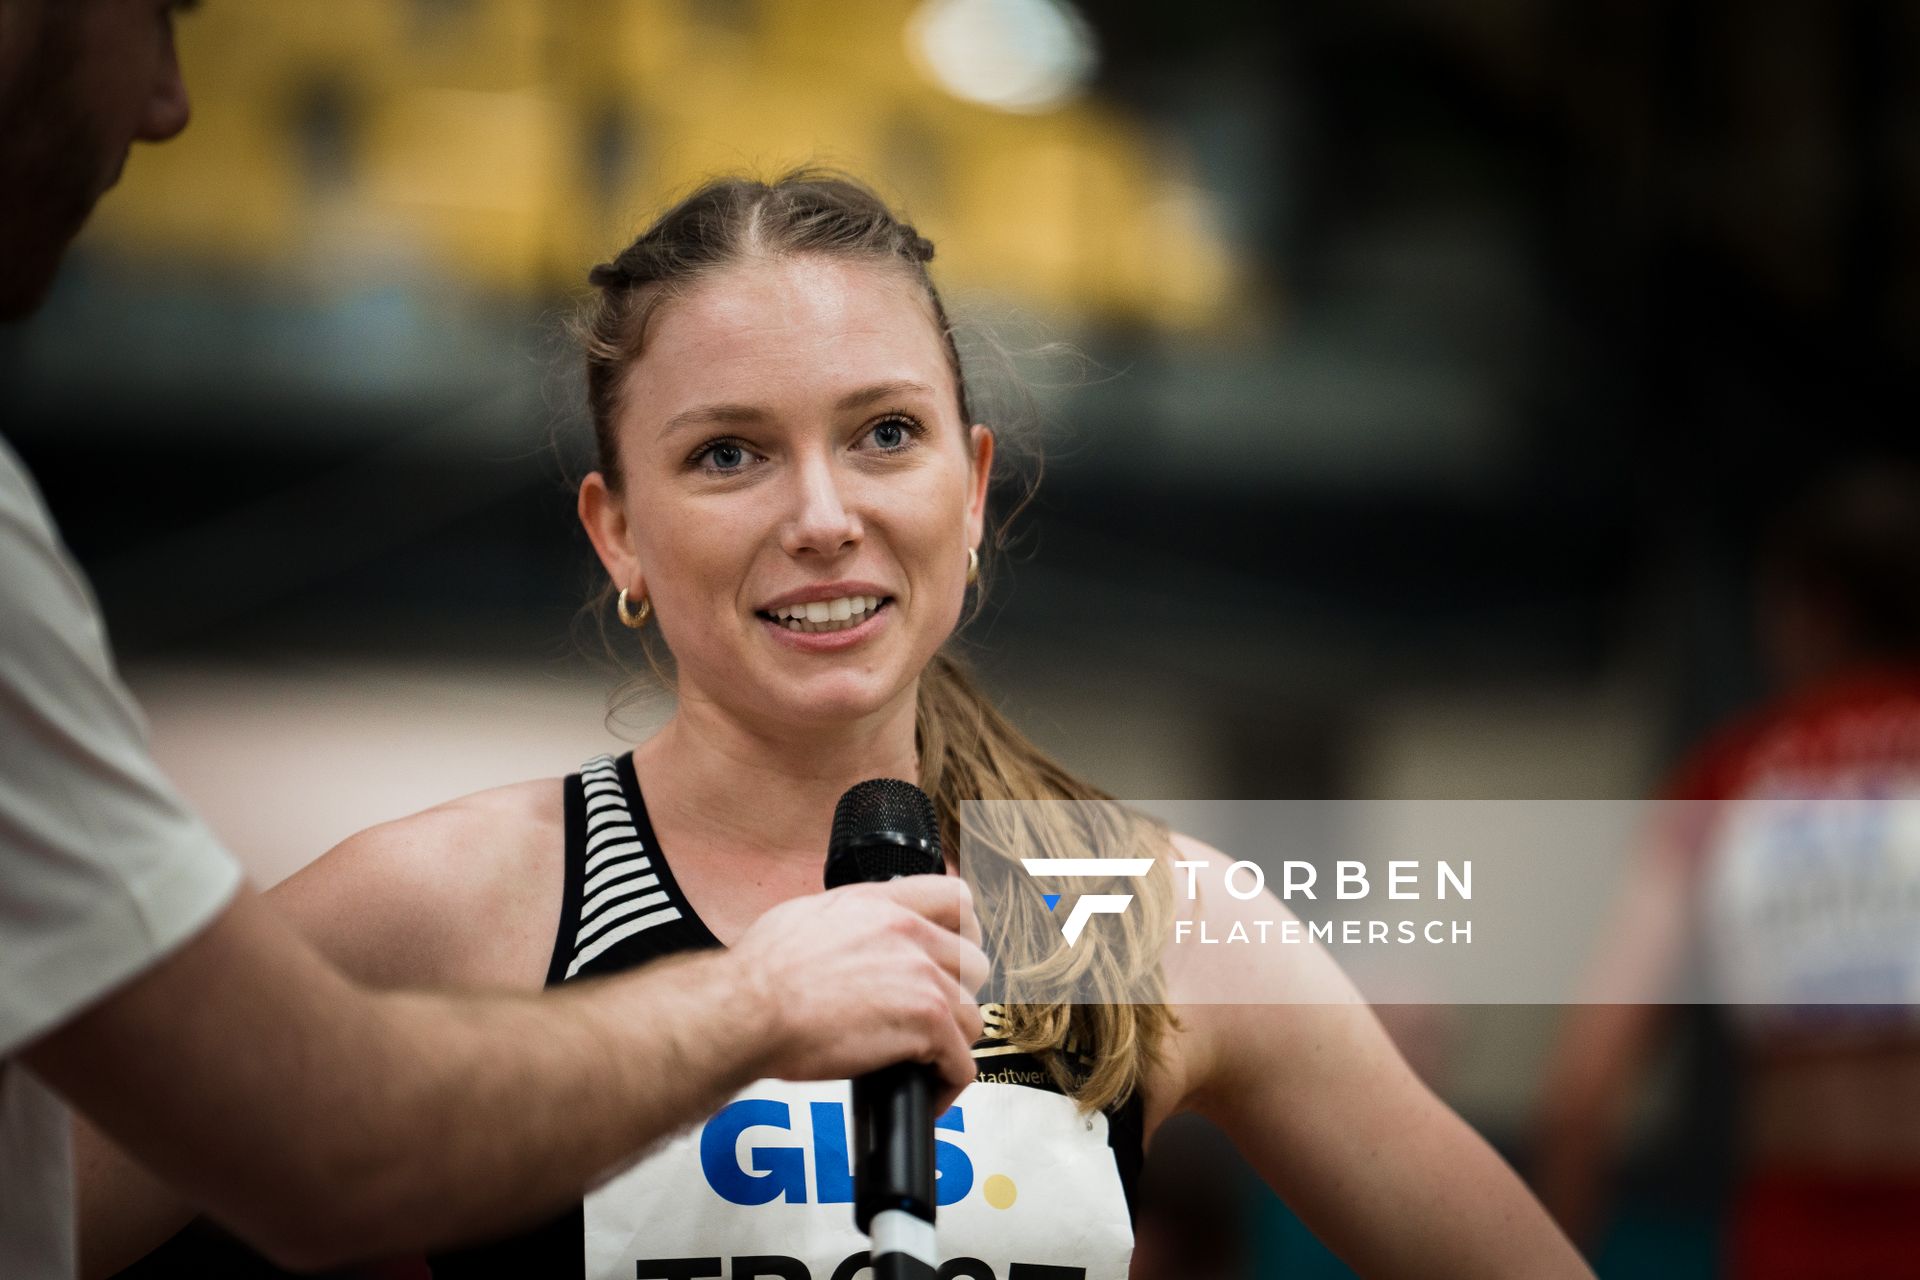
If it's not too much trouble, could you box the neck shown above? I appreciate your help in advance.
[635,684,923,870]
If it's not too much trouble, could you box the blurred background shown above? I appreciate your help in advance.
[8,1,1920,1276]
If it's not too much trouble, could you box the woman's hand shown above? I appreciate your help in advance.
[730,875,988,1112]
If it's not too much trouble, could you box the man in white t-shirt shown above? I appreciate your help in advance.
[0,3,986,1275]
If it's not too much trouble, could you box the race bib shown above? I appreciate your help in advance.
[1704,782,1920,1030]
[585,1078,1134,1280]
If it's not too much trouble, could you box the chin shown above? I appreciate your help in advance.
[764,670,912,729]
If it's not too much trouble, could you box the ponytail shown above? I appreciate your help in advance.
[916,651,1176,1113]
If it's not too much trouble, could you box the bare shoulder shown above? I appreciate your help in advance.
[1148,830,1372,1126]
[1161,830,1358,1000]
[269,777,567,992]
[1141,830,1237,1138]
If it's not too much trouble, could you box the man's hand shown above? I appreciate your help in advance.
[730,876,988,1111]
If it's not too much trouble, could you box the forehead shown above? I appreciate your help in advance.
[620,256,955,427]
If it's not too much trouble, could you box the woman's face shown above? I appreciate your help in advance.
[580,255,993,732]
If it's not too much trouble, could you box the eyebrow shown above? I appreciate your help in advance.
[659,379,938,439]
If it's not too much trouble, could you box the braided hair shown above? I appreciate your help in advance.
[578,168,968,491]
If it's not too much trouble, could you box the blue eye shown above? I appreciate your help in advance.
[862,415,922,452]
[690,439,757,474]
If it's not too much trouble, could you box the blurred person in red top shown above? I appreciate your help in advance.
[1536,464,1920,1278]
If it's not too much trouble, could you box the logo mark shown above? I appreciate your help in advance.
[700,1099,972,1206]
[1020,859,1155,946]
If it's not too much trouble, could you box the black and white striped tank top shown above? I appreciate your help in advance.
[433,752,1144,1280]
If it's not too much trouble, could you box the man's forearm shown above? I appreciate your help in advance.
[280,950,768,1264]
[32,890,774,1271]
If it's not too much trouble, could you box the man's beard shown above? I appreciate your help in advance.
[0,4,113,322]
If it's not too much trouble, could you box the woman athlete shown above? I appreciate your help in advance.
[81,171,1587,1279]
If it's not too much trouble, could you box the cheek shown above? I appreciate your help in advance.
[889,478,972,601]
[630,504,747,633]
[77,15,147,133]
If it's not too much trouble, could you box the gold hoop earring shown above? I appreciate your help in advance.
[966,546,980,586]
[616,587,652,629]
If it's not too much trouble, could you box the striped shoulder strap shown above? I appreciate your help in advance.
[565,753,683,979]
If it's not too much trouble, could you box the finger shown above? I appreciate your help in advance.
[925,1018,977,1100]
[877,875,980,946]
[914,915,990,995]
[848,875,982,951]
[942,971,986,1045]
[931,1069,975,1116]
[950,878,983,948]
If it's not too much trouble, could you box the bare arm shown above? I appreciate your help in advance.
[1169,845,1590,1279]
[71,1121,188,1280]
[40,869,984,1272]
[75,790,565,1276]
[1532,820,1696,1246]
[35,885,768,1270]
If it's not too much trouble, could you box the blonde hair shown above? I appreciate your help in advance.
[916,653,1177,1110]
[576,168,1175,1112]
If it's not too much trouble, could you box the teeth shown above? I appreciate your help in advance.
[765,595,884,633]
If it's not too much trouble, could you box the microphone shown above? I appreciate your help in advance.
[825,778,946,1280]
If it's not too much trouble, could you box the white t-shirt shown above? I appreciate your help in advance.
[0,437,241,1276]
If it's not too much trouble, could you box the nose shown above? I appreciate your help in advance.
[780,456,862,559]
[138,31,191,143]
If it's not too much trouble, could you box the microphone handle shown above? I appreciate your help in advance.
[870,1209,939,1280]
[854,1061,938,1279]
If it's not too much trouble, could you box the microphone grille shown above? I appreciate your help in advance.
[825,778,942,887]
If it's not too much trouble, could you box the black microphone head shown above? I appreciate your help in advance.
[825,778,942,888]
